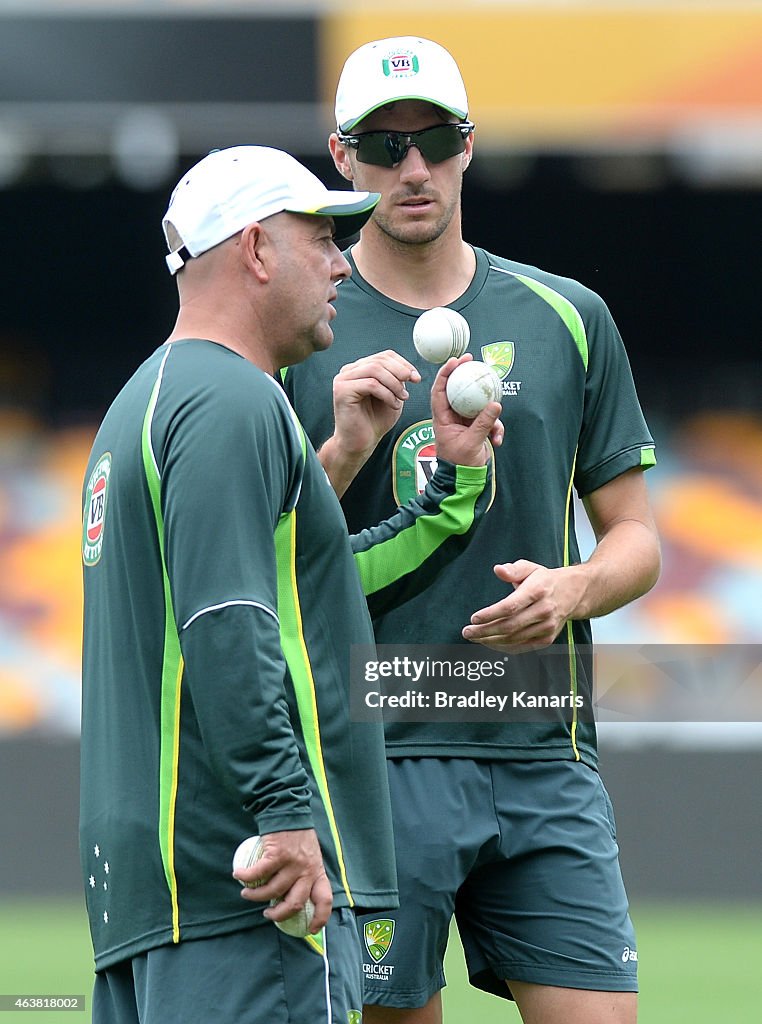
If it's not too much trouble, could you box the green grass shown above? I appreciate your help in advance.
[0,901,93,1023]
[443,902,762,1023]
[628,903,761,1023]
[0,901,759,1022]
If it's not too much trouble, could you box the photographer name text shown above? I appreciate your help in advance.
[364,689,584,711]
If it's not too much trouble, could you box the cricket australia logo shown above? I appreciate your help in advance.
[82,453,112,566]
[364,919,395,963]
[392,420,437,506]
[382,49,420,78]
[481,341,522,397]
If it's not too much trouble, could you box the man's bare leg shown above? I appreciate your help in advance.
[364,992,442,1024]
[509,980,637,1024]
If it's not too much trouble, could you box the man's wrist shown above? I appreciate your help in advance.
[561,561,595,621]
[318,434,374,472]
[317,434,375,497]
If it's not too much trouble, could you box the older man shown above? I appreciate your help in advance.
[80,145,501,1024]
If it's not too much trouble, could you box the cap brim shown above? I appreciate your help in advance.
[339,97,468,134]
[288,191,380,240]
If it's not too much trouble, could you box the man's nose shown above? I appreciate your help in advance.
[333,249,352,282]
[398,144,431,182]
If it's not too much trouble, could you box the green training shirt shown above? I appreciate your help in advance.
[80,339,489,970]
[285,247,656,767]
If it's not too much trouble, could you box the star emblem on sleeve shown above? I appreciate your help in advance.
[86,841,112,926]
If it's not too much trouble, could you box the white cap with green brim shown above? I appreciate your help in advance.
[335,36,469,133]
[162,146,380,275]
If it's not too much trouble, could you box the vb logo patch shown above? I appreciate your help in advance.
[82,453,111,566]
[382,48,420,78]
[347,1012,362,1024]
[392,420,437,506]
[364,919,395,963]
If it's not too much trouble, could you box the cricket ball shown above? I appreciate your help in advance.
[413,307,470,364]
[445,360,502,418]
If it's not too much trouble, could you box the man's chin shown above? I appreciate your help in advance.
[379,216,448,247]
[312,325,335,352]
[282,328,333,369]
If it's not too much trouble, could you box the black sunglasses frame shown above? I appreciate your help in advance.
[337,122,475,168]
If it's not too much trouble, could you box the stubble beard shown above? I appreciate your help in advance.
[371,190,462,249]
[350,154,465,249]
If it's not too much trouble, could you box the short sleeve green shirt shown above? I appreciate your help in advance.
[285,248,656,767]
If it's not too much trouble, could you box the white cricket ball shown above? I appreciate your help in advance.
[232,835,316,937]
[413,307,470,364]
[445,361,502,418]
[232,835,268,888]
[269,896,316,938]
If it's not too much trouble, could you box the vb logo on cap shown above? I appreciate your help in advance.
[382,50,420,78]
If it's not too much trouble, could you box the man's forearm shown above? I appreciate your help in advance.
[317,434,375,498]
[567,518,661,621]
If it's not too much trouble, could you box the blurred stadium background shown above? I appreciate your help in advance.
[1,1,760,1018]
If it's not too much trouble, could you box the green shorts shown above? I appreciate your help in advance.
[92,909,362,1024]
[357,758,638,1008]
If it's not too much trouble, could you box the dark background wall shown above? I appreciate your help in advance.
[2,170,759,423]
[0,16,319,103]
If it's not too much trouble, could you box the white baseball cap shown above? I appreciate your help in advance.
[162,146,380,275]
[335,36,469,133]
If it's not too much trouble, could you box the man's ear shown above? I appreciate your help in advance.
[462,133,474,172]
[329,133,354,182]
[239,222,269,282]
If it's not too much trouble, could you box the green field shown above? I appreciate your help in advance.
[0,901,759,1022]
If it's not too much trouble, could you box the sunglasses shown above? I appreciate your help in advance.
[337,122,475,168]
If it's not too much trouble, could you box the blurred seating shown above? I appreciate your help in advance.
[1,409,760,735]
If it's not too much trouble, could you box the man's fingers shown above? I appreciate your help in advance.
[237,863,292,903]
[493,560,540,584]
[307,873,334,931]
[430,354,472,405]
[335,352,423,410]
[463,630,556,653]
[466,401,503,438]
[336,371,409,407]
[488,414,505,448]
[340,351,421,385]
[261,879,311,919]
[234,847,282,893]
[464,564,546,630]
[467,582,531,626]
[262,873,333,933]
